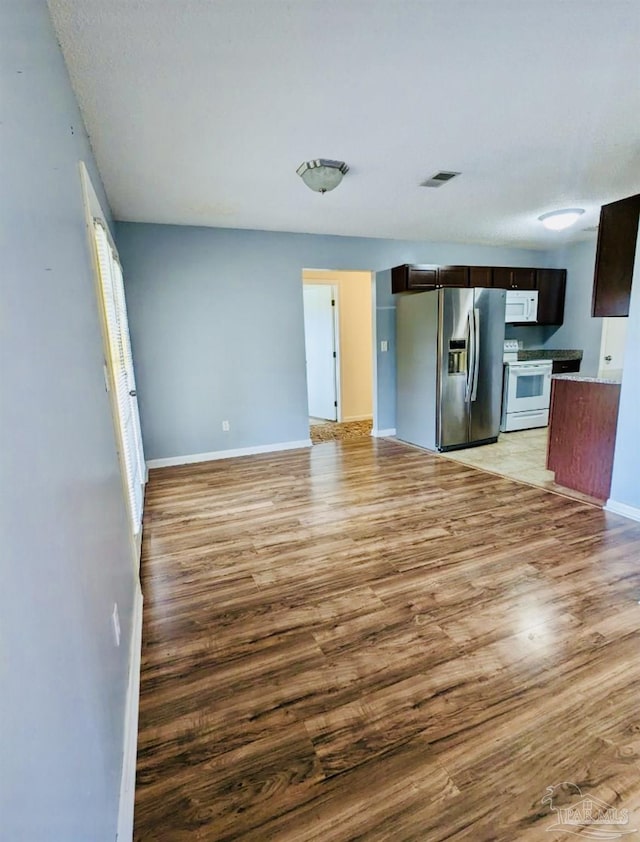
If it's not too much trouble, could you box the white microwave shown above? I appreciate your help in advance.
[505,289,538,323]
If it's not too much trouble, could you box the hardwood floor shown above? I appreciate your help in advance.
[135,438,640,841]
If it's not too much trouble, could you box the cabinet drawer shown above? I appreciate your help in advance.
[552,358,581,374]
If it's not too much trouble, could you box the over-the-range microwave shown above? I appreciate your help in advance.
[505,289,538,323]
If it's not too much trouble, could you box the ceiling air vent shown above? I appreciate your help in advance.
[421,171,461,188]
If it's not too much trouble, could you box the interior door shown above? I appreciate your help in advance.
[303,284,338,420]
[598,317,627,381]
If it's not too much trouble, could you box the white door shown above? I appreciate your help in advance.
[598,317,627,381]
[303,284,338,420]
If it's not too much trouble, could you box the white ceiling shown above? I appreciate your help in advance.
[49,0,640,249]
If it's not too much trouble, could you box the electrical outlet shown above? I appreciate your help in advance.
[222,420,230,432]
[111,603,121,647]
[380,340,388,352]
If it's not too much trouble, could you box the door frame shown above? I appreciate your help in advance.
[302,269,377,431]
[79,161,143,569]
[302,281,341,422]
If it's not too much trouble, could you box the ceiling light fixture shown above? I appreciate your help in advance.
[538,208,585,231]
[296,159,349,193]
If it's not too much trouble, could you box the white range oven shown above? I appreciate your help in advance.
[501,358,553,432]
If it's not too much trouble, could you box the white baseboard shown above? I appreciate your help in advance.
[342,414,374,423]
[116,586,143,842]
[371,428,396,438]
[604,499,640,522]
[147,439,312,469]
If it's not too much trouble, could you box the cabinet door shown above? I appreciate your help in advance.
[592,194,640,317]
[536,268,567,325]
[437,266,469,287]
[391,265,437,293]
[407,266,437,290]
[552,358,581,375]
[469,266,493,288]
[493,267,536,290]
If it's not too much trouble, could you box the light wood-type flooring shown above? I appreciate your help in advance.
[135,437,640,841]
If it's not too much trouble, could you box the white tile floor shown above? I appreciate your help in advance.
[441,427,600,505]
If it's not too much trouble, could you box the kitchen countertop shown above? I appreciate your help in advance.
[552,373,621,385]
[517,349,583,362]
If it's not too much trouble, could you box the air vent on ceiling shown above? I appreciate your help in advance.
[421,171,461,188]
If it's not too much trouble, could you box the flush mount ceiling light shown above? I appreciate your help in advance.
[538,208,585,231]
[296,159,349,193]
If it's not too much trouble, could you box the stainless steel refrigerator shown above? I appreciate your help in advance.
[396,287,506,451]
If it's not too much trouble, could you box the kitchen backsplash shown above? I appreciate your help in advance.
[504,323,558,349]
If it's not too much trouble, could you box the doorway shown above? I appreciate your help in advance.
[598,317,628,382]
[302,269,374,443]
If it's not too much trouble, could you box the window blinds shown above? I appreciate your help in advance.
[94,221,145,534]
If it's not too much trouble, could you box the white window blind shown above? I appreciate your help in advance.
[94,221,145,534]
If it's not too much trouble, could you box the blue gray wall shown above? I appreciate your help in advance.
[543,239,603,376]
[505,238,602,375]
[116,222,554,460]
[609,230,640,511]
[1,2,136,839]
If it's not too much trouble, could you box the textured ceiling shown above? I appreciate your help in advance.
[48,0,640,248]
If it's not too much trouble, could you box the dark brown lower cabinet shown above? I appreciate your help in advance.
[547,378,621,500]
[551,358,580,375]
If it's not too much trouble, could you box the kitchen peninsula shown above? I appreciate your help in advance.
[547,374,622,501]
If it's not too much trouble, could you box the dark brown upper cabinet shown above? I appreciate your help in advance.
[592,193,640,317]
[391,263,566,325]
[492,267,537,290]
[536,268,567,326]
[469,266,493,287]
[437,266,469,287]
[391,264,437,294]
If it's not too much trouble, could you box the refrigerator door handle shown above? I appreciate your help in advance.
[465,310,474,403]
[470,308,480,402]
